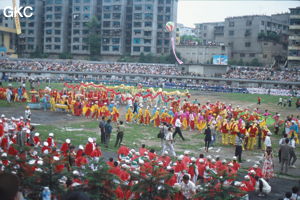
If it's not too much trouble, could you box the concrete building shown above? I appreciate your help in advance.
[194,22,224,45]
[131,0,158,55]
[176,44,230,64]
[0,12,17,57]
[19,0,178,58]
[177,23,195,36]
[43,0,70,54]
[156,0,178,54]
[19,0,44,53]
[71,0,99,55]
[224,15,289,65]
[101,0,127,56]
[288,7,300,68]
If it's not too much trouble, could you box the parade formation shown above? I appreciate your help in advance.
[0,81,299,200]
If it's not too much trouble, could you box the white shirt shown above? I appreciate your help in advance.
[189,114,194,121]
[255,178,271,194]
[175,118,182,128]
[180,180,196,199]
[165,131,173,141]
[264,136,271,147]
[289,139,296,149]
[279,138,286,145]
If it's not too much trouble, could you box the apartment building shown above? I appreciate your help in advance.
[0,11,17,57]
[288,7,300,67]
[224,15,289,65]
[19,0,44,53]
[71,0,99,55]
[194,22,224,45]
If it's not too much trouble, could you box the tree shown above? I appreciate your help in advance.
[194,169,246,200]
[86,17,101,60]
[250,58,260,66]
[129,167,175,200]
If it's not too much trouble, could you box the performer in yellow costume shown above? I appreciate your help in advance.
[126,106,134,123]
[137,106,144,124]
[247,123,258,150]
[151,108,160,127]
[144,106,151,125]
[220,119,229,145]
[91,102,99,119]
[111,106,120,122]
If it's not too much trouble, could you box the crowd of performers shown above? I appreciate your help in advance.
[0,114,274,199]
[1,84,299,152]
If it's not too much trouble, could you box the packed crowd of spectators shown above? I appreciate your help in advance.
[1,59,300,82]
[223,67,300,82]
[0,60,181,76]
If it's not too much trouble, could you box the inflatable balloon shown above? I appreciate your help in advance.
[166,21,175,32]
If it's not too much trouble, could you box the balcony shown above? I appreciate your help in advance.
[290,15,300,19]
[289,25,300,29]
[289,35,300,40]
[288,56,300,61]
[288,46,300,50]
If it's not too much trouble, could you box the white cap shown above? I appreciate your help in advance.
[184,150,190,155]
[222,159,227,163]
[166,166,172,170]
[135,152,140,156]
[79,145,84,150]
[26,129,30,134]
[88,137,93,143]
[191,157,196,162]
[44,150,49,154]
[207,155,212,160]
[228,163,234,167]
[199,159,204,163]
[232,156,237,160]
[250,170,256,174]
[35,132,40,136]
[49,133,54,137]
[158,161,163,166]
[1,114,5,118]
[138,159,144,165]
[253,164,258,168]
[244,175,250,180]
[43,142,49,146]
[2,153,7,157]
[211,159,216,163]
[234,181,241,187]
[73,170,80,176]
[267,132,272,136]
[178,155,184,160]
[66,139,71,144]
[163,151,168,155]
[37,160,43,165]
[53,156,60,161]
[29,160,35,165]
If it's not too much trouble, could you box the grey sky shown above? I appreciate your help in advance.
[1,0,299,27]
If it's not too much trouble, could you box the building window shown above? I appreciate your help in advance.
[246,20,252,26]
[261,21,264,25]
[55,37,61,42]
[145,22,152,27]
[73,37,80,42]
[103,21,110,27]
[104,13,110,19]
[55,30,61,35]
[245,29,251,37]
[249,53,255,57]
[54,45,60,50]
[112,46,119,51]
[73,45,79,50]
[133,38,141,44]
[46,37,52,42]
[144,47,151,52]
[134,22,142,27]
[144,39,151,44]
[245,42,251,47]
[263,54,267,58]
[229,21,234,27]
[133,46,140,52]
[240,53,245,57]
[144,31,152,36]
[134,30,141,35]
[229,30,234,36]
[82,46,89,51]
[112,38,120,44]
[45,45,52,50]
[102,46,109,51]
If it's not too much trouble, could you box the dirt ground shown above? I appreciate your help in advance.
[1,91,300,200]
